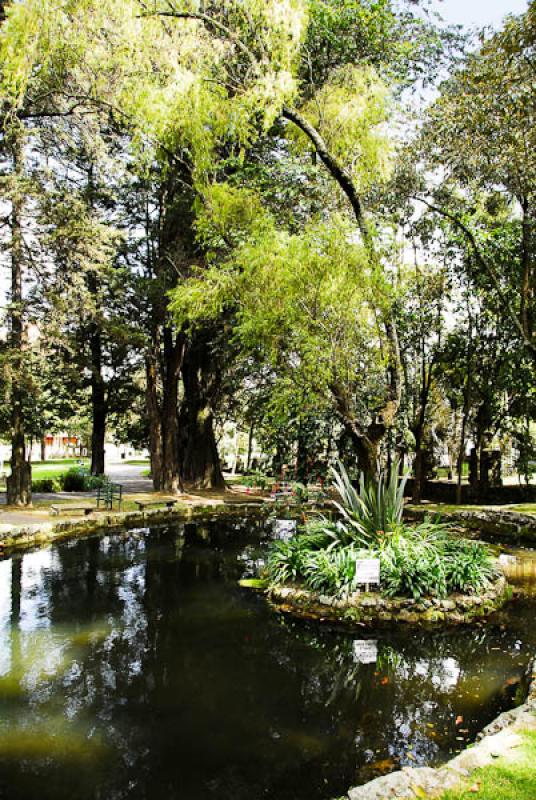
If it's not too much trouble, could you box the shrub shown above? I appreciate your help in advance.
[61,468,87,492]
[330,459,409,547]
[31,478,61,493]
[263,460,498,600]
[61,468,108,492]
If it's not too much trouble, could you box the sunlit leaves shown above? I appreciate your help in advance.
[294,64,392,191]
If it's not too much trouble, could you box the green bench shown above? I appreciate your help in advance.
[96,482,123,511]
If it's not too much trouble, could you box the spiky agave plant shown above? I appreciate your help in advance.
[330,459,409,546]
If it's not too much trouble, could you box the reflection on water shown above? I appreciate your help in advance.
[499,547,536,592]
[0,521,535,800]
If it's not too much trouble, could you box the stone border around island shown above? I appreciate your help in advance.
[267,575,511,626]
[406,506,536,544]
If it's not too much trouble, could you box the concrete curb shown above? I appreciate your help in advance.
[0,501,272,554]
[345,658,536,799]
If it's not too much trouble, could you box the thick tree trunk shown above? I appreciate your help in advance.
[146,352,163,491]
[160,327,184,493]
[6,133,31,507]
[178,335,224,490]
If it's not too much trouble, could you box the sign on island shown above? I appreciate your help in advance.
[355,558,380,588]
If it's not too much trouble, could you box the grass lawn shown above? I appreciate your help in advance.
[31,460,89,480]
[442,730,536,800]
[1,459,89,482]
[407,502,536,516]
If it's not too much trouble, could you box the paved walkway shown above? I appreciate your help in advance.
[0,462,261,529]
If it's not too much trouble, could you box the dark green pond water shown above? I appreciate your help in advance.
[1,519,536,800]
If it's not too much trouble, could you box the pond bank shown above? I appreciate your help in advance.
[0,499,272,554]
[406,506,536,544]
[344,658,536,800]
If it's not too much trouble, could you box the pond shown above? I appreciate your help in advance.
[0,518,536,800]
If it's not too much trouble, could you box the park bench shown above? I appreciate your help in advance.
[96,482,123,511]
[134,498,178,513]
[50,504,93,517]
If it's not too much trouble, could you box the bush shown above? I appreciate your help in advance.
[61,468,108,492]
[61,468,87,492]
[239,471,270,490]
[265,524,497,600]
[330,459,409,547]
[31,478,61,493]
[263,462,498,600]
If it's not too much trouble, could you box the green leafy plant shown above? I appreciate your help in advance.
[264,460,498,600]
[330,459,409,547]
[31,478,61,493]
[61,468,108,492]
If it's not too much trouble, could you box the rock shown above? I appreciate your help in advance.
[441,600,456,610]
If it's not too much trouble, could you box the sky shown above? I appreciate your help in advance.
[431,0,529,28]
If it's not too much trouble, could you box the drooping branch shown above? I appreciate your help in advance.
[281,104,371,243]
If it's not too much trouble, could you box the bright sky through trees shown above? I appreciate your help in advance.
[433,0,528,27]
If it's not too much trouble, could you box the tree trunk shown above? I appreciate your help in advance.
[89,321,106,476]
[331,320,402,480]
[160,327,184,493]
[146,352,163,491]
[412,446,425,504]
[246,422,254,471]
[178,334,224,490]
[6,132,31,507]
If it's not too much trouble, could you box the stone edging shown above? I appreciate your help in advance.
[406,506,536,544]
[344,657,536,799]
[0,502,271,554]
[267,576,510,626]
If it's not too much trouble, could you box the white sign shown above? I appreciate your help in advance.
[355,558,380,586]
[274,519,297,540]
[353,639,378,665]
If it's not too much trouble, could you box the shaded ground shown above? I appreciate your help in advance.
[0,462,266,529]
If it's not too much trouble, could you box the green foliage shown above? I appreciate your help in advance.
[265,520,497,600]
[31,478,61,493]
[264,461,497,600]
[61,468,107,492]
[379,523,496,600]
[330,459,408,546]
[293,64,392,191]
[239,471,270,490]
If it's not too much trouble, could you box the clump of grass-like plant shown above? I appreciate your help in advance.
[264,461,498,600]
